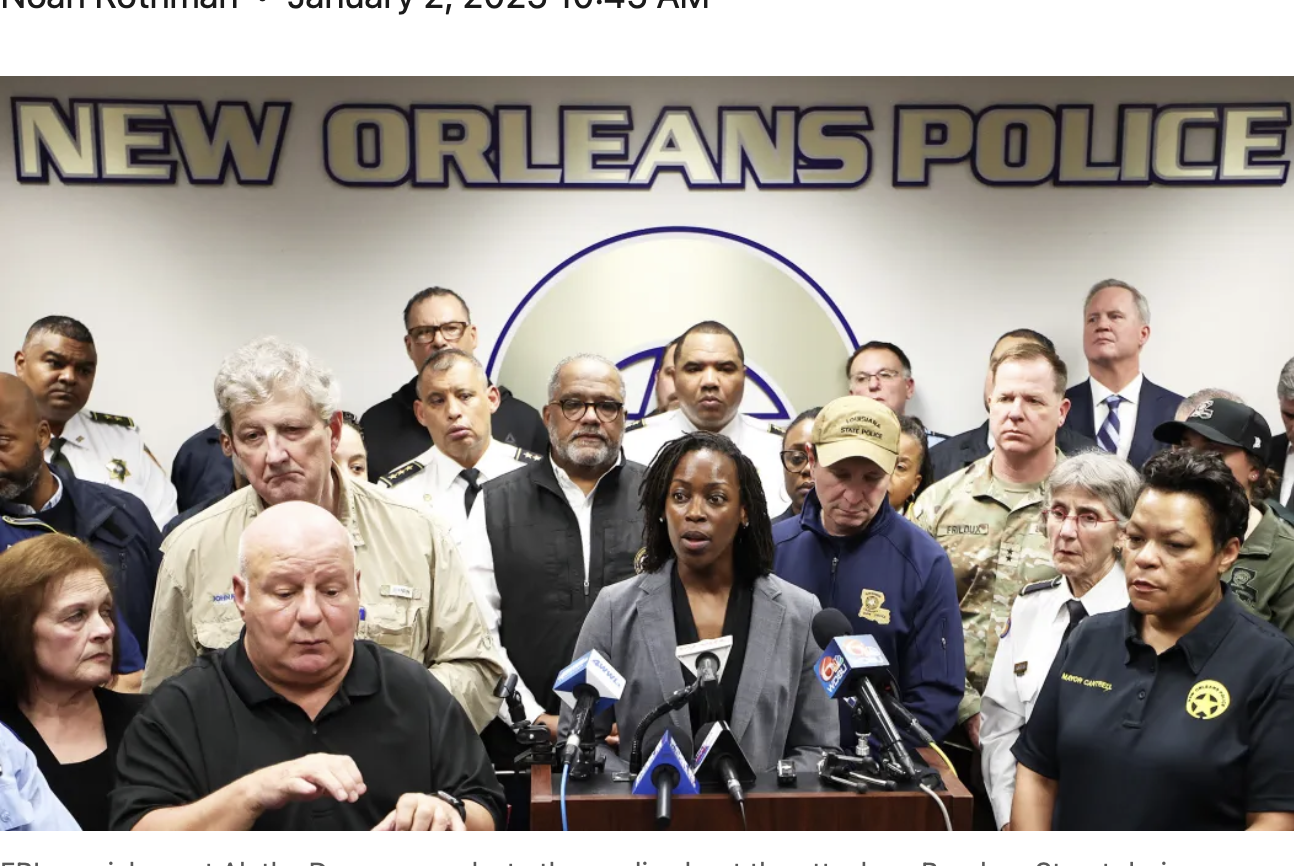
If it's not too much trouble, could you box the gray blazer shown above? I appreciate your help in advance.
[557,562,840,773]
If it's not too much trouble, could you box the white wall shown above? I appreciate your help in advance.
[2,75,1292,470]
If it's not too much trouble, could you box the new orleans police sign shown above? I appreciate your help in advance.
[11,99,1292,187]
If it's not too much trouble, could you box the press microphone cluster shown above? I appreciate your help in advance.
[811,608,941,788]
[631,730,699,829]
[627,637,733,775]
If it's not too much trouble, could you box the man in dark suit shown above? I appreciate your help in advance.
[1063,279,1182,470]
[930,328,1098,482]
[1273,357,1294,512]
[362,287,548,482]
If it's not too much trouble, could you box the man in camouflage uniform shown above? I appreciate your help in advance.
[912,342,1071,761]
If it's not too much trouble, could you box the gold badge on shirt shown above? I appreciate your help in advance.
[858,589,891,625]
[108,458,130,482]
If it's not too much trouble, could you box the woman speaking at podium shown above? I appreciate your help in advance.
[559,431,838,772]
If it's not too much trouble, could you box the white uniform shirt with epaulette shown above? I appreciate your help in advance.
[379,439,542,545]
[979,563,1129,828]
[45,410,178,530]
[621,408,790,514]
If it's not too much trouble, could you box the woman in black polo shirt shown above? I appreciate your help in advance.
[1011,448,1294,830]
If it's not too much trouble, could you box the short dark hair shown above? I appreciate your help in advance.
[638,431,774,579]
[990,343,1068,397]
[845,341,912,380]
[1140,448,1249,551]
[898,414,934,504]
[783,406,822,446]
[0,534,122,701]
[993,328,1055,355]
[340,411,364,442]
[24,315,94,347]
[676,321,745,364]
[402,287,471,329]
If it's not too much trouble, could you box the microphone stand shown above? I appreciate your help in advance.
[625,681,700,777]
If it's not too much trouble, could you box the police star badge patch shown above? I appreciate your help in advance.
[107,458,131,482]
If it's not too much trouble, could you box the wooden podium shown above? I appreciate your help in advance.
[530,748,972,830]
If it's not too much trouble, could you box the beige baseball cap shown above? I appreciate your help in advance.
[810,396,901,473]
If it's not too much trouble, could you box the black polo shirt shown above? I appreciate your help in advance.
[1013,588,1294,829]
[109,636,505,831]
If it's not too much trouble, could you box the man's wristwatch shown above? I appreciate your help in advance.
[436,790,467,823]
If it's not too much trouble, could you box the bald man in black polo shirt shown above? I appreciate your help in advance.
[110,501,504,831]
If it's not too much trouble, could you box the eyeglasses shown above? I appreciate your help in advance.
[551,399,624,423]
[780,450,810,472]
[850,369,904,385]
[1044,507,1120,532]
[407,322,468,344]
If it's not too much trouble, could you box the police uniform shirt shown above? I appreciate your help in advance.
[1012,587,1294,830]
[621,409,789,515]
[979,564,1129,829]
[47,410,178,530]
[379,439,540,545]
[110,636,506,831]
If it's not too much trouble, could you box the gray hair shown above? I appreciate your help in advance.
[1279,357,1294,402]
[1084,278,1151,326]
[1176,387,1244,422]
[214,336,341,436]
[547,354,627,402]
[1043,449,1143,526]
[417,347,486,397]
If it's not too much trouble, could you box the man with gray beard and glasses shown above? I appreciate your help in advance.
[461,355,645,771]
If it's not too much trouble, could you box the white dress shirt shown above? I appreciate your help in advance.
[44,410,178,529]
[1089,373,1144,462]
[382,438,539,546]
[979,561,1129,828]
[1281,442,1294,507]
[622,408,789,512]
[461,452,623,725]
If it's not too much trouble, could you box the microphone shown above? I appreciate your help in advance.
[691,720,756,808]
[553,649,625,768]
[493,672,526,725]
[676,635,732,684]
[631,729,698,830]
[627,683,696,776]
[676,636,732,725]
[810,609,932,784]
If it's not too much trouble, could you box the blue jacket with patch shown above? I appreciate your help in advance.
[0,465,160,667]
[772,492,965,745]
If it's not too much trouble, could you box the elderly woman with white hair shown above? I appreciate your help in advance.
[979,449,1141,830]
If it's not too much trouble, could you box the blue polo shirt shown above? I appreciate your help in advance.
[1013,587,1294,829]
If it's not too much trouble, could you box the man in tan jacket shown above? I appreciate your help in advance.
[142,336,504,732]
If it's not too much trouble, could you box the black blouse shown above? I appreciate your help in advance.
[669,564,753,734]
[0,687,146,830]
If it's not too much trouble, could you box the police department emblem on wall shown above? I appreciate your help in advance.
[487,227,857,423]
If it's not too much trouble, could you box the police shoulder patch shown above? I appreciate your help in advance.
[1020,576,1063,596]
[88,411,135,428]
[514,447,542,463]
[625,419,646,433]
[378,460,424,488]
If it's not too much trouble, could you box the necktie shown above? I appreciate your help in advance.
[1096,394,1124,454]
[48,437,76,478]
[1061,599,1088,644]
[460,468,483,516]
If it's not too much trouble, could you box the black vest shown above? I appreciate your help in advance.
[483,455,645,714]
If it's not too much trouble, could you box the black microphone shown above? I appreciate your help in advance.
[677,638,731,727]
[553,650,625,769]
[810,608,933,784]
[631,729,698,830]
[691,720,756,808]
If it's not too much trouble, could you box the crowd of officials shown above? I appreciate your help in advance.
[3,277,1294,832]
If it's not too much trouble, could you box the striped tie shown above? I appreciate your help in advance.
[1097,394,1124,454]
